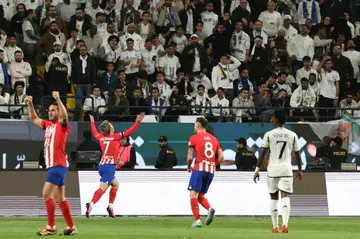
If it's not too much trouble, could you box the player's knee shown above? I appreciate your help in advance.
[270,193,279,200]
[189,190,199,199]
[111,180,119,189]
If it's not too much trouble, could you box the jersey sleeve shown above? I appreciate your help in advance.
[188,135,196,148]
[90,122,101,141]
[293,134,301,152]
[58,121,70,132]
[262,133,270,148]
[41,120,51,130]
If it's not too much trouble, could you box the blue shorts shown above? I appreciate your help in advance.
[46,166,68,186]
[98,164,116,185]
[188,170,214,194]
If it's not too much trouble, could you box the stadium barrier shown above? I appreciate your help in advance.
[1,171,359,216]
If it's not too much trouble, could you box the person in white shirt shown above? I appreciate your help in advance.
[95,12,107,37]
[190,84,211,116]
[158,43,181,87]
[45,41,72,77]
[120,23,144,51]
[152,71,172,100]
[296,0,321,25]
[57,0,77,23]
[254,110,303,234]
[287,24,315,73]
[2,0,15,21]
[290,77,316,121]
[0,30,7,48]
[17,0,42,13]
[66,29,80,54]
[342,40,360,85]
[85,0,104,25]
[3,35,22,63]
[211,54,241,101]
[83,85,106,120]
[10,81,28,119]
[120,38,142,79]
[0,83,10,118]
[169,25,188,54]
[141,39,157,82]
[295,56,317,86]
[8,50,32,94]
[136,11,154,40]
[101,23,118,47]
[280,15,298,42]
[230,21,251,63]
[258,1,282,39]
[338,93,358,118]
[191,71,212,97]
[277,72,292,96]
[99,35,122,69]
[210,87,230,119]
[316,55,340,121]
[232,87,256,122]
[252,20,268,47]
[200,2,218,37]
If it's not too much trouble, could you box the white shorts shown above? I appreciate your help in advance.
[267,176,293,194]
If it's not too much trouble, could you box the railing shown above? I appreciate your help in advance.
[0,104,41,119]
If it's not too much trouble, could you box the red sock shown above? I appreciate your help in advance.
[91,189,104,204]
[59,200,74,228]
[190,198,200,221]
[109,188,118,204]
[45,198,56,227]
[198,195,211,210]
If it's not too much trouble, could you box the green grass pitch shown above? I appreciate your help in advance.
[0,216,359,239]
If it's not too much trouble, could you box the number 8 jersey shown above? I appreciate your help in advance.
[188,132,221,174]
[262,127,301,177]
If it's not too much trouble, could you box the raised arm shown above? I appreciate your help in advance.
[121,112,145,137]
[52,91,68,124]
[24,96,43,128]
[89,115,101,140]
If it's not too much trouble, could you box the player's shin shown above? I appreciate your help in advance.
[91,188,105,205]
[45,198,56,228]
[281,197,291,226]
[59,200,75,228]
[109,187,118,206]
[270,199,279,228]
[190,198,200,221]
[198,195,210,210]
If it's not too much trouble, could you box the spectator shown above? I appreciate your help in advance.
[316,56,340,121]
[10,3,27,48]
[308,73,320,100]
[101,23,118,47]
[287,24,315,73]
[249,36,267,84]
[191,71,212,96]
[22,9,40,62]
[254,83,271,121]
[67,7,92,36]
[136,11,155,40]
[158,43,181,86]
[313,26,333,68]
[134,70,151,99]
[272,29,287,61]
[3,34,22,63]
[234,137,257,170]
[297,0,321,25]
[178,74,194,99]
[190,84,211,116]
[270,88,290,116]
[343,40,360,91]
[119,0,140,32]
[280,15,298,42]
[38,21,66,57]
[179,0,201,36]
[169,25,187,54]
[0,49,10,92]
[35,0,52,25]
[140,38,157,82]
[94,12,107,37]
[103,0,121,32]
[210,87,230,122]
[40,5,67,36]
[194,21,207,44]
[296,56,317,86]
[232,87,255,122]
[0,83,10,118]
[104,86,129,121]
[251,20,268,47]
[165,84,188,121]
[181,34,208,75]
[200,2,218,38]
[258,1,282,40]
[231,0,251,34]
[156,0,181,32]
[315,136,331,158]
[56,0,77,24]
[290,77,316,121]
[71,45,97,121]
[147,87,167,116]
[120,23,144,51]
[85,0,104,25]
[77,130,101,151]
[211,54,241,101]
[2,0,15,22]
[204,22,231,65]
[99,62,119,96]
[277,72,292,96]
[331,44,354,98]
[230,21,251,65]
[118,136,136,169]
[9,50,32,94]
[338,93,357,117]
[66,29,80,54]
[9,81,27,119]
[81,25,102,58]
[152,71,172,100]
[128,86,149,117]
[155,136,177,169]
[99,35,121,70]
[233,68,254,98]
[83,85,106,121]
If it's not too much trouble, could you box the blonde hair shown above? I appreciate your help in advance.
[99,120,111,136]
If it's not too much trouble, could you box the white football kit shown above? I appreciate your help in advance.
[262,127,300,194]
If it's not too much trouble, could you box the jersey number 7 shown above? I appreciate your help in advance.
[103,141,110,155]
[276,141,287,159]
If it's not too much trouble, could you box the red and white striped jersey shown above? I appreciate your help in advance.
[91,121,141,165]
[42,121,70,169]
[188,132,221,174]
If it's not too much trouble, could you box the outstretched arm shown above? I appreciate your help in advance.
[89,115,101,140]
[25,96,43,128]
[52,91,68,125]
[121,112,145,137]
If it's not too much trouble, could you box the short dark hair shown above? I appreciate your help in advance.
[197,84,205,90]
[76,7,83,12]
[156,71,165,76]
[133,86,141,91]
[273,110,287,125]
[92,85,100,91]
[302,56,311,62]
[196,21,204,26]
[126,38,134,43]
[142,11,150,16]
[196,117,208,129]
[83,130,91,140]
[309,73,317,78]
[152,87,159,92]
[278,71,287,77]
[14,50,22,55]
[0,49,3,53]
[300,77,309,82]
[50,102,59,108]
[239,87,249,94]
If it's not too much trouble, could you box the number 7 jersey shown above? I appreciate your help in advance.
[262,127,300,177]
[188,132,221,174]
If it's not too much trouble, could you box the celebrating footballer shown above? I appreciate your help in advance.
[253,110,303,233]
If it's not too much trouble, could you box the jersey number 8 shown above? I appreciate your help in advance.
[204,142,214,159]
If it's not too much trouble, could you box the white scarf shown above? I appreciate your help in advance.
[80,56,87,74]
[49,31,61,42]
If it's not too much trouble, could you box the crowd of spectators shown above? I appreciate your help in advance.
[0,0,360,122]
